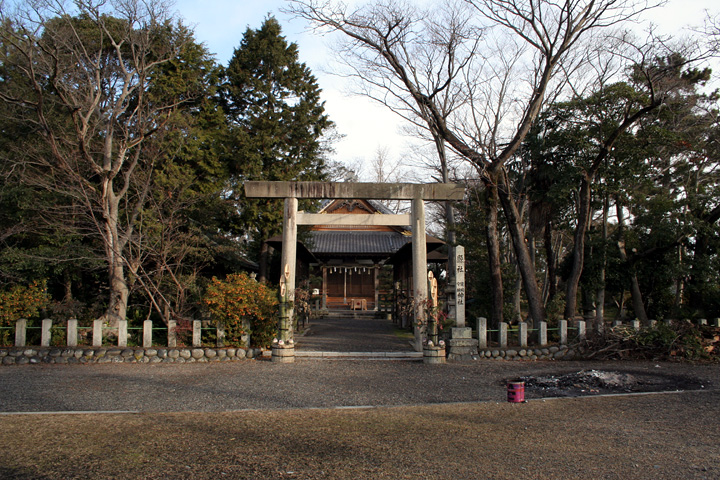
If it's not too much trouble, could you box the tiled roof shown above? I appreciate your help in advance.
[308,231,410,255]
[317,198,398,215]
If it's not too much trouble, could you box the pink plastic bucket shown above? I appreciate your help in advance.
[507,381,525,403]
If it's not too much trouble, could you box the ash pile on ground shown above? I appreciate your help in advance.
[517,369,706,398]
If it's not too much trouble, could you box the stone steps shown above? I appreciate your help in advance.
[295,350,422,360]
[322,311,380,320]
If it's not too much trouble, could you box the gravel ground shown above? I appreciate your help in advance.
[0,359,719,479]
[1,359,715,413]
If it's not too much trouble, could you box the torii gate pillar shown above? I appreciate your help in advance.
[279,197,297,343]
[411,197,427,349]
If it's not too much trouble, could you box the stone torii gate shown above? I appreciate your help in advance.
[244,181,465,362]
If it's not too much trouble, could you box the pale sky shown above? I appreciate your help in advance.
[173,0,718,175]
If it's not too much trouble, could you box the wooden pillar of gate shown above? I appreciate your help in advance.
[321,266,328,310]
[373,265,380,311]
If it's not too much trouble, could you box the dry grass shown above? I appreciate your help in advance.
[2,390,720,479]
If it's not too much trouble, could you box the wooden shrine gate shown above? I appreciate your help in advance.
[244,181,465,362]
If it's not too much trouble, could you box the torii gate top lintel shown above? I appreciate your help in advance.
[244,181,464,201]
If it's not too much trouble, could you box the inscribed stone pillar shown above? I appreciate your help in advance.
[454,246,466,328]
[411,198,427,351]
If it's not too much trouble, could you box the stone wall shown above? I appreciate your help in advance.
[476,345,575,361]
[0,347,264,366]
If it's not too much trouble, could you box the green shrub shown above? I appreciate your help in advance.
[203,273,278,347]
[0,281,50,345]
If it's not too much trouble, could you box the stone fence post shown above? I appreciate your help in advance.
[67,319,78,347]
[41,319,52,347]
[518,322,528,348]
[559,319,567,345]
[538,321,547,347]
[577,320,586,341]
[15,319,27,347]
[216,322,225,347]
[477,317,487,349]
[118,320,128,347]
[499,322,508,348]
[168,320,177,348]
[143,320,153,348]
[93,319,103,347]
[192,320,201,347]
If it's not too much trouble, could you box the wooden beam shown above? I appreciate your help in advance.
[296,213,411,226]
[244,181,464,200]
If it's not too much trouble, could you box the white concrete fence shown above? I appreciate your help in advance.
[9,319,228,348]
[475,317,720,349]
[4,316,718,350]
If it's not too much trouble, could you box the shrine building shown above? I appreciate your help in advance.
[268,198,445,311]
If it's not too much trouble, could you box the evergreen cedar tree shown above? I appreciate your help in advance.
[222,17,333,282]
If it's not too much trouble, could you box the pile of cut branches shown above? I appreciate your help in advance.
[581,321,720,362]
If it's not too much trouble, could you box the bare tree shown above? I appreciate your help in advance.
[287,0,657,324]
[0,0,190,325]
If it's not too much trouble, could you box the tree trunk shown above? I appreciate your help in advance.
[102,190,129,327]
[495,169,545,325]
[484,181,504,330]
[564,174,592,319]
[105,255,129,328]
[615,289,627,321]
[544,219,557,303]
[582,286,596,322]
[512,261,522,322]
[595,193,609,327]
[616,200,649,324]
[435,134,456,274]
